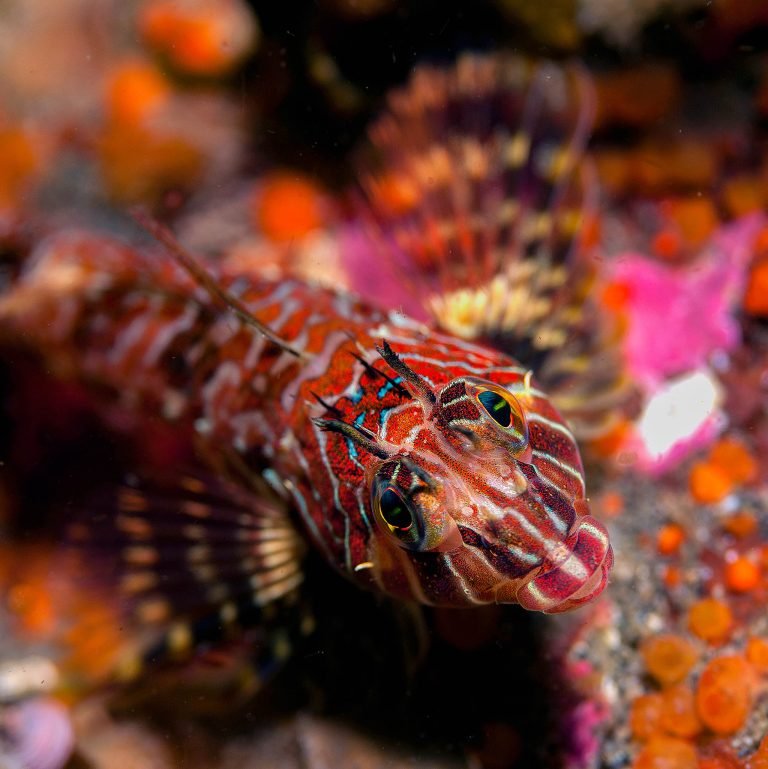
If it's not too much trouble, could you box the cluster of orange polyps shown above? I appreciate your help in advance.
[95,58,204,204]
[630,623,768,768]
[589,59,768,219]
[626,433,768,768]
[651,438,764,594]
[689,438,758,506]
[687,438,765,595]
[593,139,719,200]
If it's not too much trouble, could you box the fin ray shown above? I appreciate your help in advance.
[57,470,306,688]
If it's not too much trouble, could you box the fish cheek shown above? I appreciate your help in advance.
[366,533,420,600]
[421,500,463,552]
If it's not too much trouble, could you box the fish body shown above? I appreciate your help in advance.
[1,228,611,615]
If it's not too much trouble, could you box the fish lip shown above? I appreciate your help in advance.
[513,514,614,613]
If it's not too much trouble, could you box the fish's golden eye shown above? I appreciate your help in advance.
[478,389,512,427]
[370,471,460,553]
[473,383,529,452]
[376,487,414,532]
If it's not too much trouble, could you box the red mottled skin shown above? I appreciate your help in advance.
[0,231,612,611]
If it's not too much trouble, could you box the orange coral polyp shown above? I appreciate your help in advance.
[139,0,256,76]
[663,565,682,588]
[632,736,697,769]
[656,524,685,556]
[660,684,702,738]
[255,174,325,242]
[689,462,733,504]
[722,511,758,538]
[106,62,171,126]
[663,197,718,248]
[744,261,768,317]
[687,598,733,644]
[652,229,682,261]
[600,281,632,312]
[630,693,665,741]
[722,175,765,218]
[598,490,625,518]
[724,556,760,593]
[709,438,758,485]
[695,655,754,735]
[745,637,768,673]
[641,634,699,686]
[172,16,230,74]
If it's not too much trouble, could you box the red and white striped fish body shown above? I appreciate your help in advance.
[1,230,612,613]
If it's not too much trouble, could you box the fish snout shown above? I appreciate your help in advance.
[515,514,613,613]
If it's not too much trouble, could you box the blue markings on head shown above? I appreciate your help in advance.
[378,376,403,399]
[347,376,402,407]
[342,373,401,465]
[345,411,369,461]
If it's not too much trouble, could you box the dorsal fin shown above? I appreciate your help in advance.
[132,209,309,361]
[354,54,596,306]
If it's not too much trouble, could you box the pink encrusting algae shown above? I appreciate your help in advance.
[606,214,764,393]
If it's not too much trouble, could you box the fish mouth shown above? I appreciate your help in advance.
[514,515,614,614]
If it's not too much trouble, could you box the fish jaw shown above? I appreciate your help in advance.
[514,514,613,613]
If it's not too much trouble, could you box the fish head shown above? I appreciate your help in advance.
[361,368,613,612]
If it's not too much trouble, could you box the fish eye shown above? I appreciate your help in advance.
[478,389,513,427]
[371,481,425,550]
[377,487,414,532]
[471,382,529,452]
[371,471,462,553]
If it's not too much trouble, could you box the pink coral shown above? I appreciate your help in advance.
[564,699,610,769]
[607,214,764,392]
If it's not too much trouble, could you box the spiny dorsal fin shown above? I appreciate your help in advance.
[355,54,596,304]
[132,209,309,361]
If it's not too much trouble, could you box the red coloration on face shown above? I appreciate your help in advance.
[0,232,613,612]
[289,330,613,612]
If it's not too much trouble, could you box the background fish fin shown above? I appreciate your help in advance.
[355,53,594,322]
[355,53,632,442]
[56,470,308,691]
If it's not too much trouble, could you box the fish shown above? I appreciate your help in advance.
[0,53,613,691]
